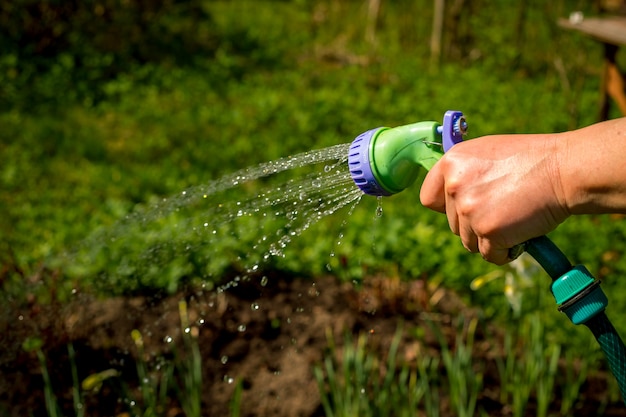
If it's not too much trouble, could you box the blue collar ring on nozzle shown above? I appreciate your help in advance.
[348,128,394,196]
[348,111,466,196]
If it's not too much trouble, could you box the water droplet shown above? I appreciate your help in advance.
[308,285,320,297]
[324,165,332,172]
[260,276,268,286]
[221,355,229,364]
[184,327,191,334]
[251,302,260,311]
[238,324,246,332]
[164,336,173,344]
[375,196,383,217]
[204,222,209,227]
[182,191,187,196]
[312,179,321,188]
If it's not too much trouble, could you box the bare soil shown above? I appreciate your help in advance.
[1,274,625,416]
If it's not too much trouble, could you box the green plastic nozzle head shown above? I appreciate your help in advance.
[349,121,444,196]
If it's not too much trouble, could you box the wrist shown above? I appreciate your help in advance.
[557,118,626,215]
[552,131,577,216]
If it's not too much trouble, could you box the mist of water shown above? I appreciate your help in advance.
[59,143,364,294]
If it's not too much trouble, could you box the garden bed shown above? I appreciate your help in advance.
[1,274,625,416]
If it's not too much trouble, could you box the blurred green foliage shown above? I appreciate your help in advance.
[3,0,626,340]
[1,0,212,108]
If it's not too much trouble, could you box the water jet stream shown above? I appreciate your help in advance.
[57,143,362,294]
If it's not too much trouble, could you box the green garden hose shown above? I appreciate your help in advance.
[526,235,626,403]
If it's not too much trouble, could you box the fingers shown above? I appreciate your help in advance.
[478,237,512,266]
[439,192,512,264]
[460,223,479,254]
[419,155,515,265]
[457,224,513,265]
[458,222,512,265]
[444,198,476,252]
[420,163,446,213]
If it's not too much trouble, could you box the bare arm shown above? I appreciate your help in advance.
[560,118,626,215]
[419,117,626,265]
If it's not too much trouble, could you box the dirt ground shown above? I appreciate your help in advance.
[1,274,625,416]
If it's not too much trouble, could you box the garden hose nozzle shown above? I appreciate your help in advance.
[348,111,467,196]
[348,111,626,405]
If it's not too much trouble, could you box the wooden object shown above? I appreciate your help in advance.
[559,16,626,119]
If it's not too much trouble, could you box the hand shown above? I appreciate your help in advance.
[419,133,570,265]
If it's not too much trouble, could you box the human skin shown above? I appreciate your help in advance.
[419,117,626,265]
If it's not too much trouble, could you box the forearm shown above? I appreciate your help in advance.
[559,117,626,215]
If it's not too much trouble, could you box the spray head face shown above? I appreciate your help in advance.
[348,111,466,196]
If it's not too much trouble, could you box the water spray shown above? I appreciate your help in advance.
[349,111,626,403]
